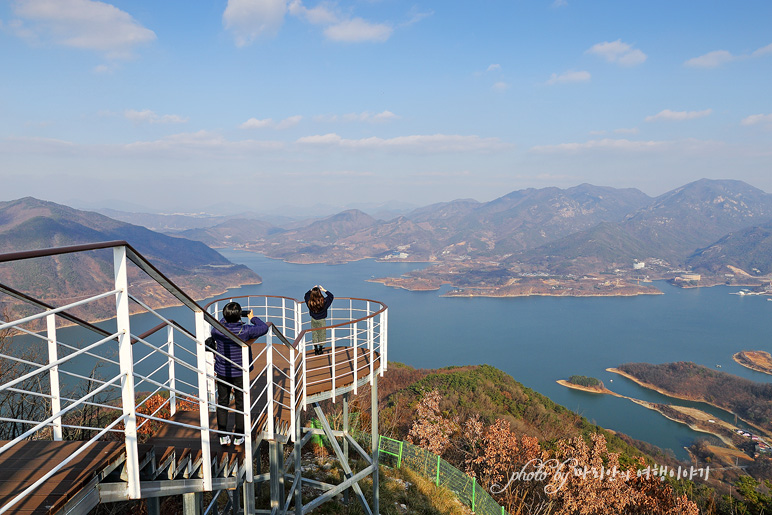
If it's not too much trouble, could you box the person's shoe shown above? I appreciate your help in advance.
[233,436,245,446]
[314,345,322,355]
[219,435,231,446]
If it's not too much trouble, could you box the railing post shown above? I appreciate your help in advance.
[298,301,307,411]
[266,331,274,438]
[381,308,388,375]
[289,341,296,441]
[371,372,379,515]
[241,345,253,482]
[331,326,336,402]
[168,325,176,416]
[281,297,286,334]
[46,314,62,441]
[114,246,140,499]
[352,320,358,395]
[368,305,374,385]
[195,310,213,491]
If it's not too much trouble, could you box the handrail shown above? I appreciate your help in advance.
[0,241,255,351]
[0,241,388,511]
[130,319,188,345]
[0,282,113,339]
[205,294,388,350]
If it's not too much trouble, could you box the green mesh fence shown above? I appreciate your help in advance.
[377,435,509,515]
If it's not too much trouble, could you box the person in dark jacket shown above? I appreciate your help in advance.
[304,285,334,355]
[211,301,269,446]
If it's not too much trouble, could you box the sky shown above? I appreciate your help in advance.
[1,0,771,214]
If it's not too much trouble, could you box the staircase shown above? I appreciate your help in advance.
[0,241,387,514]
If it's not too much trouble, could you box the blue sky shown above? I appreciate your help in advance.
[1,0,771,214]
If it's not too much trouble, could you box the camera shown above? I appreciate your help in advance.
[241,309,251,318]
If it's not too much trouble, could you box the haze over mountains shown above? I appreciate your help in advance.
[3,178,772,308]
[160,179,772,279]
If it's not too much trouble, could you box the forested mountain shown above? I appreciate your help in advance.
[0,197,260,312]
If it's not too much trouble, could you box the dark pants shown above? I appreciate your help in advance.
[217,374,246,435]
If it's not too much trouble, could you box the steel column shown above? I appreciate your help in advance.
[46,314,62,441]
[195,310,213,491]
[371,374,379,515]
[114,246,140,499]
[168,325,176,416]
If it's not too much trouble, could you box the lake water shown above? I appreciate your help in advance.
[215,250,772,460]
[29,250,771,460]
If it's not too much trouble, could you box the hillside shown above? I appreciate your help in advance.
[379,364,660,459]
[687,220,772,275]
[521,179,772,272]
[368,364,707,514]
[0,197,261,317]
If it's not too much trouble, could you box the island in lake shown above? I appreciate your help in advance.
[733,350,772,375]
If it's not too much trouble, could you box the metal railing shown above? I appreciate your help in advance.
[0,241,387,513]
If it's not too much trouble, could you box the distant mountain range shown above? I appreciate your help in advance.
[0,197,261,315]
[5,178,771,309]
[168,179,772,278]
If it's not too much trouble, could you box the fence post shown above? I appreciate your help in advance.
[168,325,176,416]
[472,477,476,512]
[267,332,274,438]
[113,246,140,499]
[46,314,62,441]
[436,456,440,486]
[194,310,213,491]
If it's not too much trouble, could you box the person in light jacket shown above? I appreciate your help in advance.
[211,301,268,446]
[304,285,334,355]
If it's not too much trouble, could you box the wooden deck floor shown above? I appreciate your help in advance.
[0,344,380,514]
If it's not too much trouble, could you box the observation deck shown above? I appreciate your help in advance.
[0,242,387,514]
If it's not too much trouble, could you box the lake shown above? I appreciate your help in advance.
[25,249,770,460]
[216,250,772,460]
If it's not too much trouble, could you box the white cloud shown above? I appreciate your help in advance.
[11,0,156,59]
[276,115,302,129]
[324,18,392,43]
[545,70,590,85]
[315,111,399,123]
[531,138,727,155]
[586,40,647,66]
[402,7,433,27]
[125,109,188,124]
[240,117,274,129]
[225,0,402,44]
[2,132,286,160]
[552,0,568,7]
[288,0,338,25]
[741,113,772,126]
[240,115,302,129]
[684,50,735,69]
[297,133,510,153]
[645,109,712,122]
[752,43,772,57]
[685,42,772,68]
[492,81,510,92]
[223,0,287,46]
[487,64,501,72]
[532,138,670,153]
